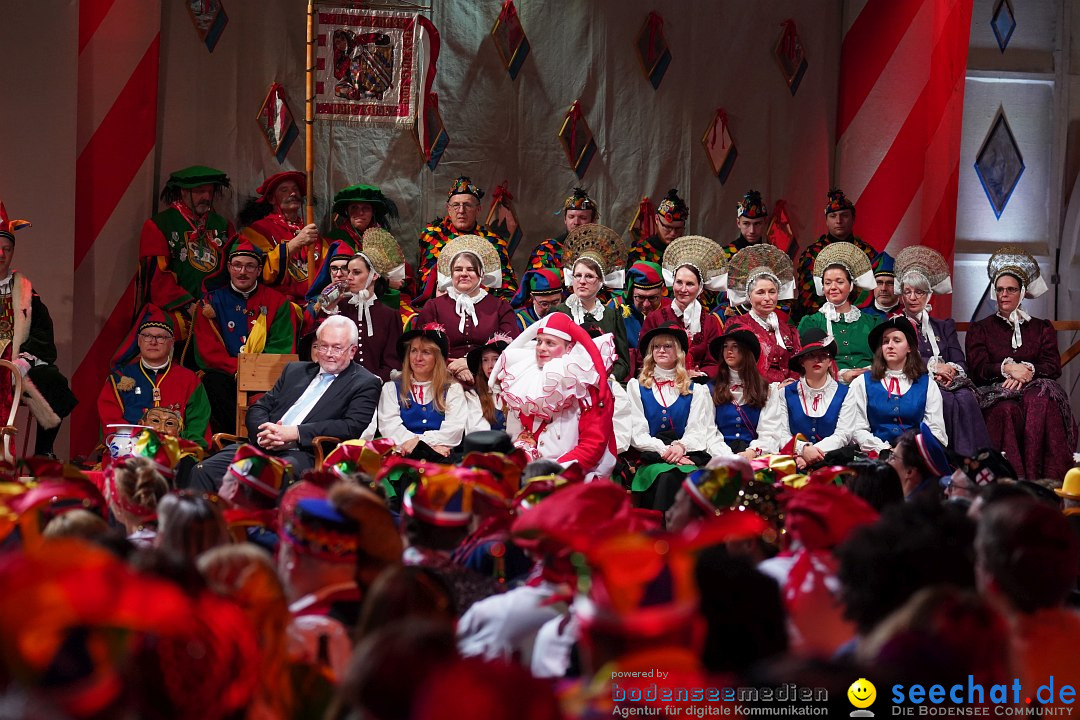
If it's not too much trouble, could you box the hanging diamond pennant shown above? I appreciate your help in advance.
[766,199,798,257]
[485,182,525,258]
[626,196,655,249]
[974,107,1025,220]
[701,108,737,184]
[991,0,1016,53]
[774,19,808,96]
[256,83,298,164]
[635,11,671,90]
[186,0,228,53]
[557,101,597,179]
[414,92,449,171]
[491,0,530,81]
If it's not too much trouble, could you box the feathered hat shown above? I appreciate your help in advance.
[0,202,31,243]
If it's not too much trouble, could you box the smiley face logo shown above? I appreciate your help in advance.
[847,678,876,715]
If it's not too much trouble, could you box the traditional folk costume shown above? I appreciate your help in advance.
[491,312,617,478]
[511,268,564,332]
[893,245,991,456]
[965,247,1078,480]
[554,223,631,383]
[415,234,520,359]
[625,323,714,512]
[714,190,787,319]
[626,188,687,268]
[606,261,670,379]
[704,329,774,455]
[416,177,517,302]
[755,329,852,462]
[526,187,598,273]
[793,189,879,321]
[721,243,801,383]
[137,166,234,339]
[0,207,77,455]
[796,241,879,372]
[189,239,297,433]
[823,317,947,455]
[307,238,403,381]
[863,252,899,320]
[98,304,211,450]
[463,334,512,434]
[376,324,467,459]
[241,171,330,303]
[640,235,727,377]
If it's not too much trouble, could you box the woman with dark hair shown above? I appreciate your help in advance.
[415,236,519,383]
[796,241,878,384]
[888,425,951,500]
[707,328,774,457]
[554,224,630,382]
[640,235,727,377]
[756,328,853,469]
[894,245,991,456]
[844,460,905,512]
[155,491,231,562]
[463,333,512,433]
[308,241,402,381]
[965,246,1079,481]
[376,323,467,460]
[832,316,947,454]
[626,322,714,511]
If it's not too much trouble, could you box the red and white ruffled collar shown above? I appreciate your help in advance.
[492,334,615,421]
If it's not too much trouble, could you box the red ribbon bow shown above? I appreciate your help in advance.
[412,384,425,404]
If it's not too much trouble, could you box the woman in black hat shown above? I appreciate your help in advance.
[463,333,512,433]
[376,323,467,460]
[625,322,714,511]
[834,316,947,455]
[706,328,774,456]
[756,327,854,470]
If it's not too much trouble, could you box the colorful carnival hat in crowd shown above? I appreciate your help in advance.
[624,260,666,294]
[447,176,484,202]
[402,468,481,528]
[824,188,855,215]
[283,497,360,563]
[0,202,31,243]
[723,243,795,306]
[563,187,598,217]
[226,444,289,500]
[811,241,875,296]
[736,189,768,219]
[682,457,753,516]
[511,268,563,307]
[656,188,689,224]
[323,438,397,480]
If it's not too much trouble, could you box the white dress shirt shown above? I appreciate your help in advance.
[376,379,468,448]
[625,375,712,454]
[756,376,846,454]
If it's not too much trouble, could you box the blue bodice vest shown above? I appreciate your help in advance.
[394,380,446,434]
[784,382,848,443]
[638,384,693,438]
[865,373,928,444]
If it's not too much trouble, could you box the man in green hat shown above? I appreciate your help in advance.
[138,165,234,341]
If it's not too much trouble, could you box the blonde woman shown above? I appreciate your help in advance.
[376,323,467,460]
[625,322,713,511]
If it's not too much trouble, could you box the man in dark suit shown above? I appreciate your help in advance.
[186,315,381,492]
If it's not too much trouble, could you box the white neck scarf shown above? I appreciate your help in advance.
[998,304,1031,349]
[818,302,859,341]
[565,293,603,324]
[447,285,487,333]
[672,298,702,335]
[348,288,378,337]
[751,310,786,347]
[907,306,939,361]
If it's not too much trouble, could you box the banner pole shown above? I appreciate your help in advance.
[305,0,317,281]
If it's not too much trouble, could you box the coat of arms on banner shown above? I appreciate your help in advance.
[701,108,737,184]
[491,0,530,81]
[558,102,597,180]
[257,83,299,164]
[187,0,228,52]
[314,8,418,124]
[775,19,808,96]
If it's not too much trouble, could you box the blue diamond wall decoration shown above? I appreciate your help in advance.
[991,0,1016,53]
[974,107,1024,220]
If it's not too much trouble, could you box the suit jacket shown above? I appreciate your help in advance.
[247,361,381,447]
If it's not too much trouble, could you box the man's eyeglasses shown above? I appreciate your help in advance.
[448,202,478,211]
[314,343,354,358]
[633,294,663,306]
[229,262,259,272]
[329,265,349,275]
[139,333,173,344]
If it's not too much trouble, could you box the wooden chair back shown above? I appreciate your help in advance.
[235,353,298,437]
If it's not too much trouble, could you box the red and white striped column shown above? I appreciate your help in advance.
[69,0,161,455]
[835,0,973,310]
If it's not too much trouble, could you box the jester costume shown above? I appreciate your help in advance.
[241,171,329,303]
[526,187,598,273]
[626,188,687,268]
[98,305,211,450]
[137,166,233,338]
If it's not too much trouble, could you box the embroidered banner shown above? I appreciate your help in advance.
[314,8,418,124]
